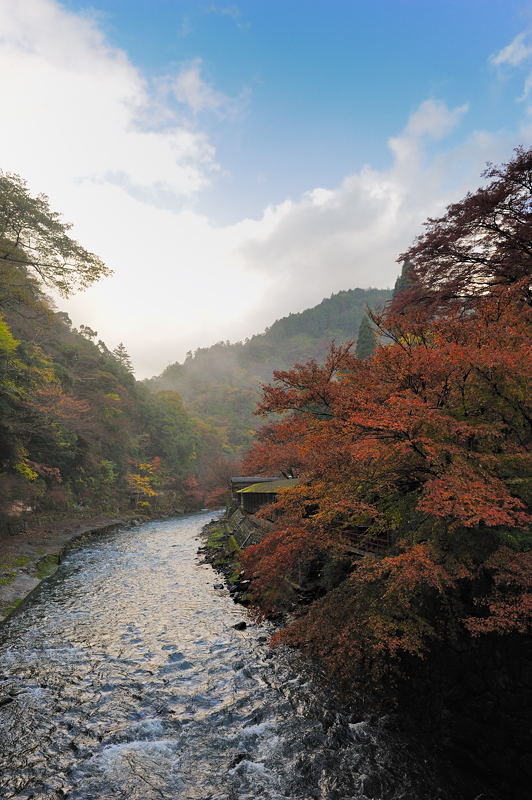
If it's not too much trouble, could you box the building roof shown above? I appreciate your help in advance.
[237,479,300,494]
[230,476,277,484]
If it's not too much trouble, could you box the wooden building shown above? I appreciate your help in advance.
[230,476,277,501]
[236,478,299,514]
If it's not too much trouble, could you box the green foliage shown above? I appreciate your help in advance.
[143,390,195,475]
[147,287,391,455]
[355,314,376,359]
[113,342,133,373]
[0,315,19,358]
[392,259,415,297]
[0,172,220,519]
[0,171,111,296]
[34,554,59,579]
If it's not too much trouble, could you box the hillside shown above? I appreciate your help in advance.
[146,287,392,453]
[0,260,211,523]
[0,171,233,526]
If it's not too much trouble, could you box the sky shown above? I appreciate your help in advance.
[0,0,531,377]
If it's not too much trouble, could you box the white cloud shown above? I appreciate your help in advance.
[0,1,216,198]
[491,32,532,67]
[233,107,526,330]
[490,31,532,101]
[402,99,469,141]
[0,1,527,378]
[170,58,243,116]
[205,5,250,31]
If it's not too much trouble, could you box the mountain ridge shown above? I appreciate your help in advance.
[146,286,392,453]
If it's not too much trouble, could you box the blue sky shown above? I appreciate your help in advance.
[60,0,531,221]
[0,1,530,374]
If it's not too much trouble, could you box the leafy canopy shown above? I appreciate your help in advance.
[241,148,532,686]
[0,171,111,296]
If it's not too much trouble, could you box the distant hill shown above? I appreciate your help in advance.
[146,287,392,454]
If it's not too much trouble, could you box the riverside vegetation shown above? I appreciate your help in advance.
[0,149,530,798]
[0,171,389,528]
[0,172,240,530]
[213,149,532,799]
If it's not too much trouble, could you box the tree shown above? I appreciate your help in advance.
[396,146,532,311]
[113,342,133,373]
[0,171,111,296]
[243,288,531,677]
[240,151,531,687]
[392,259,416,298]
[355,314,376,359]
[400,147,532,302]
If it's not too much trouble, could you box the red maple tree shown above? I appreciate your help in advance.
[240,148,532,682]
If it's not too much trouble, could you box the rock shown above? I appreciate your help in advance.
[0,696,14,708]
[232,621,247,631]
[360,773,381,798]
[213,583,224,590]
[229,752,249,768]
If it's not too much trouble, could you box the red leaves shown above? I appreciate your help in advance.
[271,545,455,680]
[241,151,531,680]
[464,548,532,636]
[25,460,63,483]
[241,523,321,616]
[418,466,530,529]
[352,543,455,599]
[397,147,532,311]
[256,341,353,418]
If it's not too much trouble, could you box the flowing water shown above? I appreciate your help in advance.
[0,513,452,800]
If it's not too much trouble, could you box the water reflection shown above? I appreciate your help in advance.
[0,513,450,799]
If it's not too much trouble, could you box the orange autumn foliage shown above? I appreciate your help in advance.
[241,149,532,682]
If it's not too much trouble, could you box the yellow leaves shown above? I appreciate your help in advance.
[14,450,39,482]
[137,461,156,475]
[127,473,157,498]
[127,459,161,508]
[0,315,19,359]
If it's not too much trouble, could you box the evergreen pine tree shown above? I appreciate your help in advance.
[355,314,376,359]
[393,259,415,297]
[113,342,133,372]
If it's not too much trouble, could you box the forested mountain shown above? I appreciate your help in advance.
[0,173,228,529]
[0,171,391,526]
[146,287,391,453]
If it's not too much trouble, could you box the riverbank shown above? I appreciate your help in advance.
[203,508,532,800]
[198,506,273,606]
[0,512,145,620]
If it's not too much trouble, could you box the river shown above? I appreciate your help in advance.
[0,512,455,799]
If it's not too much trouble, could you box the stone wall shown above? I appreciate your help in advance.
[225,504,274,548]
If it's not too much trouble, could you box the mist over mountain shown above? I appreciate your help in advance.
[146,287,392,454]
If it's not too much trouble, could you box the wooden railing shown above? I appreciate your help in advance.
[343,528,391,555]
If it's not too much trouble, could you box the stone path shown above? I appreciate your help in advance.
[0,515,132,619]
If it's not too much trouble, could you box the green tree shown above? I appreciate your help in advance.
[355,314,376,359]
[113,342,133,373]
[392,259,415,297]
[144,390,195,476]
[0,171,111,296]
